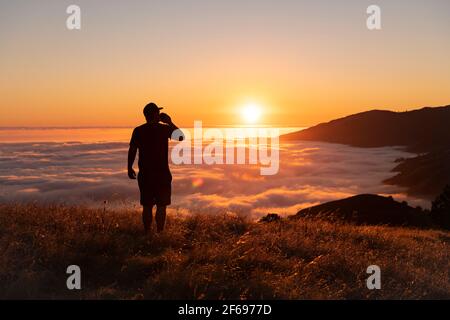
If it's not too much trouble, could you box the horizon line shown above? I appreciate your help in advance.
[0,125,308,130]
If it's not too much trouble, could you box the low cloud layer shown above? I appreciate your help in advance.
[0,140,428,217]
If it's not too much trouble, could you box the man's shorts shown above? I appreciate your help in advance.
[137,171,172,206]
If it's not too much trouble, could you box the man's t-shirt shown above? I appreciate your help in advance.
[130,123,174,178]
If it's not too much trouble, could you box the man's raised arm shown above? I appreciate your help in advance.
[160,113,184,141]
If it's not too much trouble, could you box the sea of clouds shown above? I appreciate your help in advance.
[0,140,428,218]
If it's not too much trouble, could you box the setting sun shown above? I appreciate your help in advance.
[1,0,450,302]
[241,102,263,124]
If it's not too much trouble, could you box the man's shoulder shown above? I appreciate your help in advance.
[134,123,148,131]
[133,123,171,137]
[156,123,170,129]
[155,123,172,134]
[135,123,168,129]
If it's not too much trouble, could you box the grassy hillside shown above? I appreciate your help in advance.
[1,203,449,299]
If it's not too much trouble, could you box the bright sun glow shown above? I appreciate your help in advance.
[241,103,262,124]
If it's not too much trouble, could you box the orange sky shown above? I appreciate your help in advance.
[1,1,450,127]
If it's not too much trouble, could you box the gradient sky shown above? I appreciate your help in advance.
[1,0,450,127]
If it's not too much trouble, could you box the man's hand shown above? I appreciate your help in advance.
[159,113,172,124]
[128,145,137,179]
[128,168,137,179]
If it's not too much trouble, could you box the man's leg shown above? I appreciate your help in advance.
[142,205,153,233]
[155,205,167,233]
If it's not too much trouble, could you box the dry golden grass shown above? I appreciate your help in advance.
[0,203,449,299]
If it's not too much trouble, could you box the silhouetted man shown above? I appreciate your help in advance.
[128,102,183,234]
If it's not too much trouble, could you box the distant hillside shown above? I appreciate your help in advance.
[282,105,450,198]
[282,105,450,152]
[384,149,450,197]
[293,194,432,228]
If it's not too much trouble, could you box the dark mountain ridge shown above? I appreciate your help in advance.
[293,194,432,228]
[384,149,450,197]
[282,105,450,198]
[282,105,450,152]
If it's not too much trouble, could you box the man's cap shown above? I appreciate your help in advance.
[143,102,163,116]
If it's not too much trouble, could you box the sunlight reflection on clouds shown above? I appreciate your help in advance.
[0,141,428,217]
